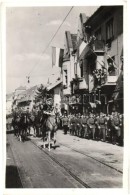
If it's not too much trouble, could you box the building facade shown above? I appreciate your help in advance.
[67,6,123,114]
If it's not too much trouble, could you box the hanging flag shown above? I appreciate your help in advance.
[52,47,64,67]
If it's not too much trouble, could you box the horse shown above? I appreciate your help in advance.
[27,113,36,136]
[34,110,43,137]
[19,113,29,142]
[12,114,21,137]
[41,113,58,151]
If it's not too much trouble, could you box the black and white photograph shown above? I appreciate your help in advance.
[4,2,127,192]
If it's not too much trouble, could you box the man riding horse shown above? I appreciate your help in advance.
[39,101,58,146]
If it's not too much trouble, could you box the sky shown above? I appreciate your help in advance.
[6,6,99,94]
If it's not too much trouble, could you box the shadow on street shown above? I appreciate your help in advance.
[6,165,23,188]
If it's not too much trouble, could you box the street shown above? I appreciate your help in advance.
[6,129,123,188]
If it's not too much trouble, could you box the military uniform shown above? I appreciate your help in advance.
[70,115,76,135]
[75,115,82,137]
[35,109,42,137]
[62,115,69,134]
[81,115,88,138]
[119,114,124,145]
[111,113,121,144]
[96,114,107,141]
[87,114,96,139]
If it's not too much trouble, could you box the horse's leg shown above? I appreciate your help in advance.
[33,125,36,136]
[34,126,36,135]
[19,128,22,142]
[53,131,56,144]
[28,126,31,135]
[25,127,28,140]
[48,131,51,151]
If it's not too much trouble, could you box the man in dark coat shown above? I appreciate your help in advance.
[81,114,88,138]
[96,112,107,141]
[62,112,69,134]
[111,111,121,144]
[70,114,76,135]
[87,113,96,140]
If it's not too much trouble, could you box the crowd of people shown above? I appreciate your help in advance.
[6,103,124,146]
[61,111,124,146]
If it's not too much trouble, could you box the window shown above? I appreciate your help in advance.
[74,62,77,75]
[64,70,68,86]
[80,60,83,78]
[95,28,102,40]
[107,56,116,76]
[106,18,114,41]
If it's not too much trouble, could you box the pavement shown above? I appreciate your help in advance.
[6,129,123,188]
[30,128,123,173]
[6,140,23,188]
[6,134,84,188]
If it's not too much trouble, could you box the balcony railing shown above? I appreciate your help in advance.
[91,40,105,52]
[107,76,118,83]
[79,39,105,59]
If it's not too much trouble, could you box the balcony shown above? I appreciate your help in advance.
[63,87,71,95]
[93,72,117,89]
[72,77,88,91]
[79,39,105,59]
[79,79,88,89]
[92,40,105,53]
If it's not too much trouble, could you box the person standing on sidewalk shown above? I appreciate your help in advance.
[62,112,69,135]
[96,112,107,142]
[111,111,121,145]
[70,114,76,135]
[75,113,82,137]
[87,113,96,140]
[81,114,88,138]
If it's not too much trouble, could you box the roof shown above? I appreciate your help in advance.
[18,85,37,103]
[47,80,62,91]
[85,6,121,27]
[21,85,37,96]
[71,34,77,51]
[15,86,26,91]
[80,13,88,24]
[63,31,77,61]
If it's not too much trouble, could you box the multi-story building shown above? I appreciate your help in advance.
[6,93,14,115]
[17,85,37,111]
[47,79,62,110]
[12,86,26,110]
[61,31,78,113]
[73,6,123,114]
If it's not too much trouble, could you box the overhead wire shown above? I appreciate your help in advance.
[27,6,74,78]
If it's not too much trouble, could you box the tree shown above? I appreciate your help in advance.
[35,84,53,104]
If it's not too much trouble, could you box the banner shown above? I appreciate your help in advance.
[52,47,64,67]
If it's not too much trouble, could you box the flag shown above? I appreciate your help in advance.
[52,47,64,67]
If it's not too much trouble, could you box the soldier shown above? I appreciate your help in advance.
[70,114,76,135]
[95,113,100,140]
[34,106,41,137]
[75,113,82,137]
[68,114,72,134]
[96,112,107,142]
[81,114,88,138]
[62,112,69,134]
[87,113,96,140]
[119,114,124,146]
[111,111,121,145]
[105,114,112,142]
